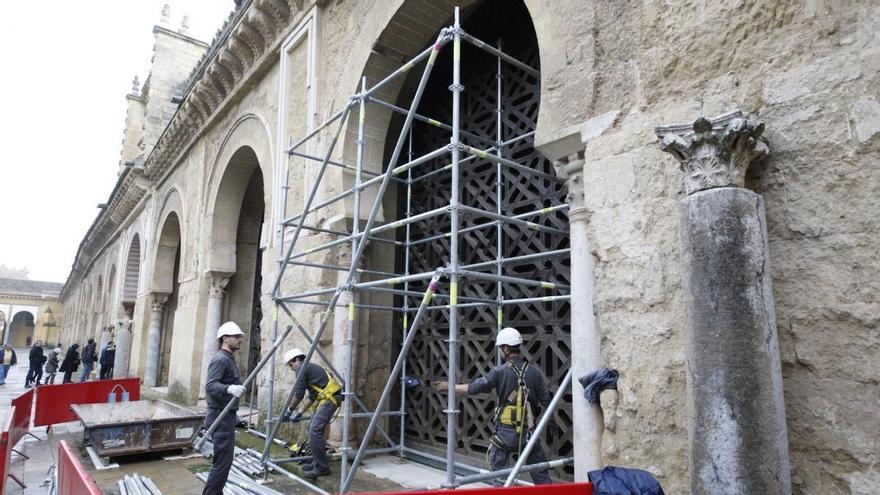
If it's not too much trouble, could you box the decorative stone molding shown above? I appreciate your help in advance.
[655,110,769,195]
[553,153,586,213]
[207,274,231,298]
[150,294,169,312]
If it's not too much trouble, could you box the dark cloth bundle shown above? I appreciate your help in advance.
[588,466,665,495]
[579,368,619,405]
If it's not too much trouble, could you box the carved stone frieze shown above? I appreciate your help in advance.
[655,110,769,195]
[246,9,276,46]
[235,23,265,60]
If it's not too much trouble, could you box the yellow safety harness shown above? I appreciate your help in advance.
[490,361,534,456]
[495,361,531,432]
[307,367,342,412]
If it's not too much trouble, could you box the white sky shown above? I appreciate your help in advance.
[0,1,235,283]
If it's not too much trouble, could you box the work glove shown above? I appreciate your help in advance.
[227,384,246,398]
[282,410,303,423]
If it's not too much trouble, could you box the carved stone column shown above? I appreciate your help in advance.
[554,153,604,478]
[98,324,114,360]
[656,110,790,494]
[201,273,230,395]
[144,293,169,387]
[113,319,133,378]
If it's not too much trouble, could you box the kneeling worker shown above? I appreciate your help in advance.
[281,348,342,480]
[434,327,553,486]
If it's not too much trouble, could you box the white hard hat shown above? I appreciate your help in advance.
[496,327,523,347]
[216,321,245,339]
[283,348,305,363]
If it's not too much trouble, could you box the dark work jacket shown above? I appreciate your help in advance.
[588,466,665,495]
[81,343,97,364]
[292,362,332,401]
[205,349,241,412]
[59,347,80,373]
[28,346,44,367]
[0,349,17,366]
[467,355,552,420]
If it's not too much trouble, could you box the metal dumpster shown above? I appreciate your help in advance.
[71,399,205,457]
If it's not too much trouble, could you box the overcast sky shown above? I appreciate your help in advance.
[0,1,235,283]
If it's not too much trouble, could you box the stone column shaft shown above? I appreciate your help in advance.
[201,274,230,394]
[113,320,132,378]
[144,294,168,387]
[555,155,604,479]
[657,111,790,494]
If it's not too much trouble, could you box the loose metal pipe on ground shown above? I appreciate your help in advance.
[454,457,574,487]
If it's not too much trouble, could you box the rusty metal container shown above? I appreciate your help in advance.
[71,399,205,457]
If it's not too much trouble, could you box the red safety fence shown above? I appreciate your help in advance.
[57,439,101,495]
[363,483,593,494]
[9,388,33,446]
[34,378,140,426]
[0,406,15,494]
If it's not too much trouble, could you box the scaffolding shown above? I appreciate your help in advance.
[197,7,572,493]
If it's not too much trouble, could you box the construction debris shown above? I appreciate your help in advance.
[117,473,163,495]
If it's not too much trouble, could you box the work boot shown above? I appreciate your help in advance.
[302,467,331,480]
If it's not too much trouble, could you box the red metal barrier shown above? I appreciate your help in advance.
[0,406,15,494]
[57,439,101,495]
[362,483,593,494]
[9,388,33,446]
[33,378,140,426]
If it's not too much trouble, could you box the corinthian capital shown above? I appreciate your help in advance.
[207,273,231,298]
[151,293,169,312]
[655,110,768,195]
[553,153,586,211]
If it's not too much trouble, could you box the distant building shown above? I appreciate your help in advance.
[0,277,64,347]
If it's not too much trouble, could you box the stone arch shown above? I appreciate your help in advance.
[122,233,142,315]
[8,310,36,347]
[204,113,273,274]
[151,189,186,293]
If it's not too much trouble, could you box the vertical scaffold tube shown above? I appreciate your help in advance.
[444,8,463,489]
[494,39,504,367]
[340,269,445,493]
[341,76,368,487]
[400,126,414,457]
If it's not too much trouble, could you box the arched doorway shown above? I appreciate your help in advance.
[8,311,36,347]
[208,146,266,385]
[122,234,142,317]
[381,0,572,474]
[150,211,183,387]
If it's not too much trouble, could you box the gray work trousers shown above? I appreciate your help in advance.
[488,425,552,486]
[203,410,236,495]
[309,401,338,472]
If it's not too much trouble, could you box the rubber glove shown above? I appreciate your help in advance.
[227,384,246,398]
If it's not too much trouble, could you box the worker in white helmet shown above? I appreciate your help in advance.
[202,321,247,495]
[434,327,553,486]
[280,347,343,480]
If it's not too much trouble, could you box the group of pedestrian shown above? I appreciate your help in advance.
[0,338,120,387]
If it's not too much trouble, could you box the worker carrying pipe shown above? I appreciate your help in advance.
[202,321,247,495]
[279,347,343,480]
[435,326,554,486]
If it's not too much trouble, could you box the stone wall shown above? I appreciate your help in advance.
[552,1,879,493]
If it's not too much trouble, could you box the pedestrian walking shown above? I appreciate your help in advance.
[44,347,61,384]
[435,327,553,486]
[279,348,342,480]
[99,341,116,380]
[25,340,45,387]
[0,344,18,385]
[80,338,97,382]
[202,322,246,495]
[59,343,81,384]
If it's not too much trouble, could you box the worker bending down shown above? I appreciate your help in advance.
[435,327,553,486]
[281,348,342,480]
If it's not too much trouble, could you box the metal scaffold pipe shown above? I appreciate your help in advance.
[504,368,574,486]
[264,28,449,467]
[340,268,445,493]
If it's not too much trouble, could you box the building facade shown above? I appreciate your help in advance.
[60,1,879,493]
[0,278,64,347]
